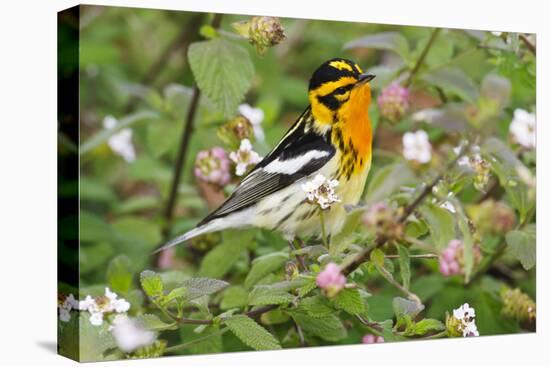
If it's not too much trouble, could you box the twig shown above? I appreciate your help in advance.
[384,253,438,259]
[167,304,278,326]
[341,143,469,276]
[375,263,421,304]
[405,28,441,87]
[289,238,308,272]
[403,236,439,253]
[163,14,223,237]
[519,34,536,55]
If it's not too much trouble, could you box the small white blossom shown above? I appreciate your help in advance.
[103,115,136,162]
[229,139,262,176]
[59,308,72,323]
[301,174,340,209]
[79,295,96,311]
[89,312,104,326]
[453,303,479,337]
[105,287,131,313]
[509,109,536,149]
[403,130,432,164]
[111,315,156,353]
[239,104,265,141]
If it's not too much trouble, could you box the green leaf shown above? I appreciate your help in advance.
[297,295,334,317]
[80,111,158,155]
[344,32,410,62]
[397,244,411,290]
[163,287,188,304]
[106,255,133,294]
[453,199,475,282]
[244,252,288,289]
[147,120,178,158]
[181,277,229,301]
[370,248,386,268]
[297,278,318,297]
[248,287,294,306]
[288,311,347,342]
[136,314,177,331]
[366,163,416,202]
[80,211,113,243]
[199,230,252,278]
[419,204,456,250]
[224,315,281,350]
[393,297,424,320]
[188,38,254,117]
[140,270,164,298]
[180,325,224,355]
[221,286,248,310]
[421,67,478,103]
[332,288,366,315]
[406,318,445,336]
[506,225,536,270]
[78,313,117,362]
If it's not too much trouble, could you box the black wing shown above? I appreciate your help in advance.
[198,107,335,225]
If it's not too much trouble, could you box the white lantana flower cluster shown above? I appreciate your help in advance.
[302,174,340,209]
[58,294,78,322]
[110,314,156,353]
[58,288,131,326]
[229,138,262,176]
[238,103,265,142]
[509,108,536,149]
[103,115,137,162]
[403,130,432,163]
[453,303,480,337]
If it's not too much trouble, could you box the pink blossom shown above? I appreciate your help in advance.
[439,239,462,276]
[316,262,346,297]
[194,147,231,186]
[377,83,410,123]
[362,334,385,344]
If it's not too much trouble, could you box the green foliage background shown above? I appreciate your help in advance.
[58,5,536,361]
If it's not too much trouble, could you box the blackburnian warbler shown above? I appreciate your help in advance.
[158,58,375,251]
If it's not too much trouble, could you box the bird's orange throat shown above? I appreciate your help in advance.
[333,83,373,178]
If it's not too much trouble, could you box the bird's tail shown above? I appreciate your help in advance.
[153,219,225,254]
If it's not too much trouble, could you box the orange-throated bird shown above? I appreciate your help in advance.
[157,58,374,252]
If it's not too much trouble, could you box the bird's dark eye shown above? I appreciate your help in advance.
[334,86,347,94]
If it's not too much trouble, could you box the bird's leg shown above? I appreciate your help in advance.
[288,237,308,272]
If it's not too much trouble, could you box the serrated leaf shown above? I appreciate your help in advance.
[297,278,318,297]
[288,311,347,342]
[332,288,366,315]
[106,255,133,294]
[188,38,254,117]
[248,287,294,306]
[245,252,288,289]
[297,295,334,317]
[221,286,248,310]
[406,318,445,336]
[421,67,478,103]
[163,287,188,304]
[180,278,229,302]
[136,314,177,331]
[419,204,456,251]
[397,244,411,290]
[140,270,163,298]
[224,315,281,350]
[344,32,410,62]
[453,198,475,282]
[506,225,536,270]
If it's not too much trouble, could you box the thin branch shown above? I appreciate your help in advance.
[341,143,469,277]
[163,14,223,237]
[384,253,438,259]
[165,327,229,353]
[289,239,308,273]
[405,28,441,87]
[519,34,536,55]
[169,304,278,326]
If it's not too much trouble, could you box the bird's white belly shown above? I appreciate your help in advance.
[252,156,371,239]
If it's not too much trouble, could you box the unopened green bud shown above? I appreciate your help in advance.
[217,116,255,149]
[233,16,286,55]
[501,288,536,324]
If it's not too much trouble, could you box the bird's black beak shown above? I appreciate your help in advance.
[356,73,376,86]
